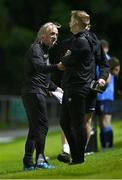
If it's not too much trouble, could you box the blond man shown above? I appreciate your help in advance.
[58,10,109,165]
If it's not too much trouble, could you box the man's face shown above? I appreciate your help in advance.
[42,26,58,47]
[111,66,120,76]
[104,47,109,54]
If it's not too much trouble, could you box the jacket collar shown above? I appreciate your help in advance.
[74,30,88,38]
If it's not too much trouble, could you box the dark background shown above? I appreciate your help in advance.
[0,0,122,95]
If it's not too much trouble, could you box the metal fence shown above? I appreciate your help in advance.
[0,95,122,126]
[0,95,61,127]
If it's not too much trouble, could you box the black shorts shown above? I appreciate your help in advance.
[86,91,97,113]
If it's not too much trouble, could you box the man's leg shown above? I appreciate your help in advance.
[34,94,54,169]
[85,91,97,151]
[100,114,113,149]
[22,94,37,170]
[57,131,70,163]
[61,94,87,164]
[60,92,73,163]
[84,112,93,149]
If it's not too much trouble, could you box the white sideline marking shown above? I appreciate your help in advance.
[0,137,14,143]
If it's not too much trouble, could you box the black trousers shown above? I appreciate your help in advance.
[22,93,48,162]
[60,91,87,163]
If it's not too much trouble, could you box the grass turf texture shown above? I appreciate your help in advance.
[0,120,122,179]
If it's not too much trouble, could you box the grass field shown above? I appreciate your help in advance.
[0,120,122,179]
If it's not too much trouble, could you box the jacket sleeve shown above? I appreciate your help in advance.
[48,80,57,91]
[95,43,110,81]
[27,44,58,73]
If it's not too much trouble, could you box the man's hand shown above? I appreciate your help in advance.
[48,91,53,96]
[57,62,65,71]
[64,50,71,56]
[97,78,106,86]
[56,87,64,93]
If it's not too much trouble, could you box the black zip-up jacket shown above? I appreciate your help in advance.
[61,30,110,97]
[22,42,58,96]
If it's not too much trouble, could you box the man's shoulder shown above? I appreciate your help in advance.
[61,37,72,45]
[31,42,41,50]
[89,31,98,38]
[25,42,43,58]
[31,42,44,55]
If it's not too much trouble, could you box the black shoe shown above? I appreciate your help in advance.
[69,160,84,165]
[23,156,34,171]
[57,152,70,163]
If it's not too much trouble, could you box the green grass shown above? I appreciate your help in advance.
[0,120,122,179]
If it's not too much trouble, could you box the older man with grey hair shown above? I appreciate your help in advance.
[22,22,63,170]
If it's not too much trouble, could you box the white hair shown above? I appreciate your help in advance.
[37,22,61,41]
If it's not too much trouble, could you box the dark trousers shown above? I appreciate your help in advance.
[60,92,87,163]
[22,93,48,164]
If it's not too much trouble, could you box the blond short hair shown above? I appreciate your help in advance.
[37,22,61,41]
[71,10,91,29]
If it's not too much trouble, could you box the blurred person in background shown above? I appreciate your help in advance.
[96,57,120,150]
[100,39,111,60]
[21,22,63,170]
[57,10,109,165]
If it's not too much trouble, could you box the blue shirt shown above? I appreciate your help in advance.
[97,53,114,101]
[97,75,114,101]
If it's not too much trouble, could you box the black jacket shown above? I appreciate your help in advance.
[61,30,109,97]
[22,42,58,96]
